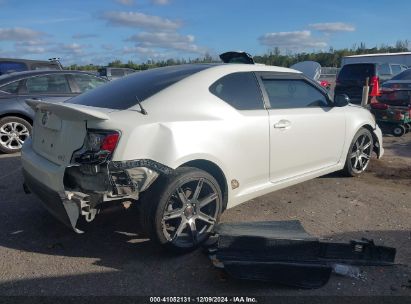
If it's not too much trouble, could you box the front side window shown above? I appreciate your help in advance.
[26,74,71,94]
[72,74,107,93]
[209,72,264,110]
[262,79,328,109]
[0,81,21,94]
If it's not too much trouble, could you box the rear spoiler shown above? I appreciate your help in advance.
[26,99,110,121]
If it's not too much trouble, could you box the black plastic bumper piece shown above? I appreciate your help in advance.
[209,221,396,289]
[23,169,73,229]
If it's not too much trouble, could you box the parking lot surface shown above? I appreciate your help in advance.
[0,135,410,296]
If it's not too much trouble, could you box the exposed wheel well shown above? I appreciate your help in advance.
[361,124,380,157]
[0,113,33,125]
[180,159,228,210]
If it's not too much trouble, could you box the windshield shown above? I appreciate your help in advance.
[391,69,411,80]
[68,64,212,110]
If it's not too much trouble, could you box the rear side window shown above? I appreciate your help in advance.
[378,63,392,75]
[26,74,71,94]
[392,69,411,80]
[209,72,264,110]
[111,69,125,77]
[71,74,107,93]
[262,79,328,109]
[391,64,402,75]
[0,81,21,94]
[0,62,27,75]
[69,65,211,109]
[338,64,375,81]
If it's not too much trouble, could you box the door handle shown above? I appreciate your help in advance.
[273,120,291,129]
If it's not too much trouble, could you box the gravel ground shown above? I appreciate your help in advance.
[0,134,410,297]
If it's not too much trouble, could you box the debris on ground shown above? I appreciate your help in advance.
[204,221,396,289]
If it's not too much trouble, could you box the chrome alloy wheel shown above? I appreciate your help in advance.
[350,133,372,174]
[161,178,220,248]
[0,121,30,150]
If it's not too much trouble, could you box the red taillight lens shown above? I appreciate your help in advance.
[370,103,389,110]
[101,133,120,153]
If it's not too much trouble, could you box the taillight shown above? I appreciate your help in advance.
[73,130,120,164]
[101,133,120,153]
[370,103,389,110]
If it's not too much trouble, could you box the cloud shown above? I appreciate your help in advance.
[56,43,87,55]
[151,0,170,5]
[259,30,327,49]
[309,22,355,33]
[0,27,44,41]
[14,40,49,54]
[16,46,47,54]
[126,32,206,53]
[101,11,181,31]
[102,44,115,51]
[115,0,134,5]
[72,33,99,39]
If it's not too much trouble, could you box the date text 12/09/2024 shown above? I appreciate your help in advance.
[149,297,258,303]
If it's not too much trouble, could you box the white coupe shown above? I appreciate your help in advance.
[21,60,383,251]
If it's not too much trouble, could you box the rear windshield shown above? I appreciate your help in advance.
[68,64,211,109]
[391,69,411,80]
[0,62,28,75]
[338,64,375,81]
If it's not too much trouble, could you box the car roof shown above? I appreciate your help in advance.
[0,70,104,85]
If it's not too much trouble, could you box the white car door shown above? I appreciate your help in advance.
[256,73,346,183]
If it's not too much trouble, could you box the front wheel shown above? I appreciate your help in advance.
[342,128,374,177]
[139,167,223,252]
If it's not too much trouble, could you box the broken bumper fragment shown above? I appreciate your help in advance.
[206,221,396,289]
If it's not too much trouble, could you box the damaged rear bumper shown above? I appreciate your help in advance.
[21,139,171,232]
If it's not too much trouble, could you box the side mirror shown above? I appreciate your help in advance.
[334,94,350,107]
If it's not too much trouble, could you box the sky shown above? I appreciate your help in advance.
[0,0,410,66]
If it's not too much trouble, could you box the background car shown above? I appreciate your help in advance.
[0,58,62,76]
[290,61,331,90]
[0,70,108,153]
[98,67,136,81]
[334,63,408,104]
[21,63,383,252]
[379,69,411,106]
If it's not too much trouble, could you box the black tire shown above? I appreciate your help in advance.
[0,116,32,154]
[139,167,223,252]
[392,125,406,137]
[404,123,411,134]
[342,128,374,177]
